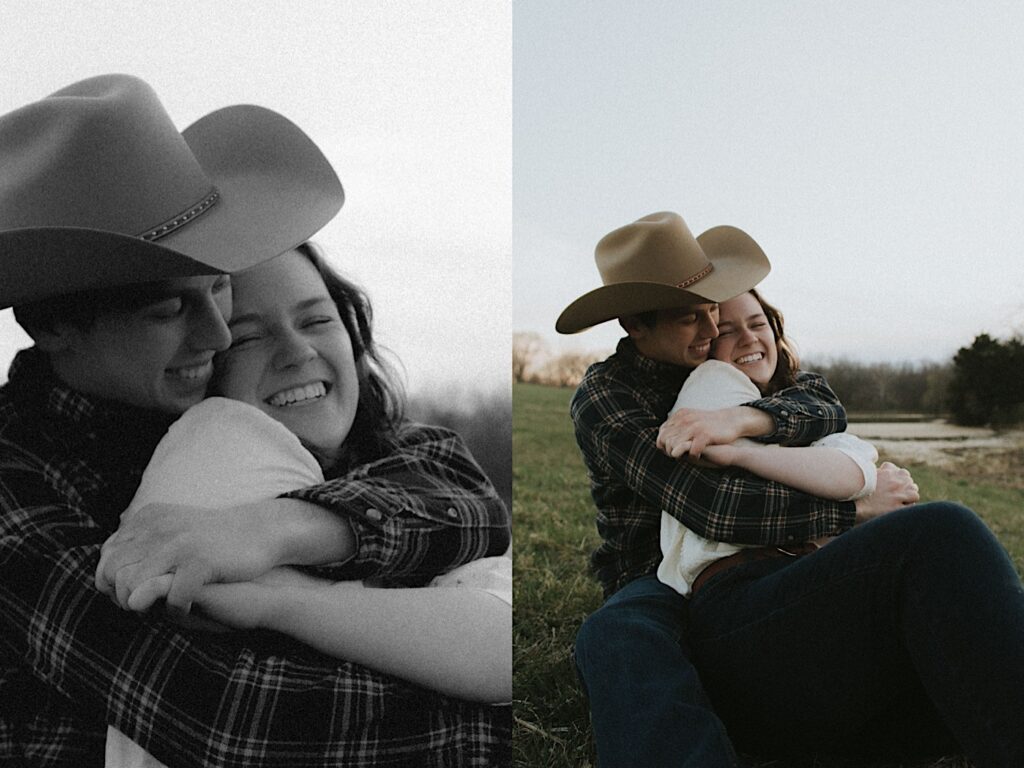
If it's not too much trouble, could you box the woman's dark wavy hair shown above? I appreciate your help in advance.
[295,242,407,470]
[745,287,800,394]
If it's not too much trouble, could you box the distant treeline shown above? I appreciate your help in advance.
[811,334,1024,426]
[408,390,512,513]
[514,331,1024,428]
[801,358,951,416]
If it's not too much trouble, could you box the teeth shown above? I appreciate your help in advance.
[267,382,327,407]
[168,362,211,380]
[736,353,763,365]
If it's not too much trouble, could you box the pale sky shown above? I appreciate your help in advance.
[1,0,511,395]
[514,1,1024,367]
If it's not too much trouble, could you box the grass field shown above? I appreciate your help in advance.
[512,382,1024,768]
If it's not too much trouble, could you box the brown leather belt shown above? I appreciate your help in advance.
[690,542,820,596]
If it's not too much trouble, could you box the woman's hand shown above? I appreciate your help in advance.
[854,462,919,524]
[657,406,773,459]
[190,581,281,631]
[691,443,743,467]
[122,566,337,613]
[125,567,345,634]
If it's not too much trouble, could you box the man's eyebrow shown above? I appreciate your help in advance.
[228,297,334,327]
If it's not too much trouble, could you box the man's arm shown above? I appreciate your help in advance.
[573,377,856,545]
[655,371,847,458]
[98,423,510,602]
[0,456,507,767]
[746,371,848,445]
[282,423,510,583]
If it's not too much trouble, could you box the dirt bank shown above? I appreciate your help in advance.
[847,421,1024,486]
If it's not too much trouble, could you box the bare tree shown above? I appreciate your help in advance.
[540,351,604,388]
[513,332,547,382]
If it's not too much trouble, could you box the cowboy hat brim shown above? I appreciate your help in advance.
[555,225,771,334]
[0,104,343,309]
[555,282,707,334]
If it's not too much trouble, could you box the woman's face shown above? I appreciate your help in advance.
[215,250,360,461]
[711,292,778,387]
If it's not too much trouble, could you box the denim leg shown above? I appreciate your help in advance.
[574,575,738,768]
[688,502,1024,768]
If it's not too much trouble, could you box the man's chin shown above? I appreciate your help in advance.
[683,352,710,368]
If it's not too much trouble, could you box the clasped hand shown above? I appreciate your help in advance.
[853,461,920,523]
[656,407,748,462]
[94,500,279,618]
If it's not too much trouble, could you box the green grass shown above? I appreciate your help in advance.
[512,382,1024,768]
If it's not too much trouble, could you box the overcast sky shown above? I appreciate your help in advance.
[514,1,1024,367]
[1,0,510,395]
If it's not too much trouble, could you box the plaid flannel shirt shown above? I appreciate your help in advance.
[572,338,857,598]
[0,348,510,767]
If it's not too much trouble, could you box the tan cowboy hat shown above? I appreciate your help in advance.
[555,211,771,334]
[0,73,344,309]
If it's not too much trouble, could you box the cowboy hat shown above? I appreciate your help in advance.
[0,73,343,309]
[555,211,771,334]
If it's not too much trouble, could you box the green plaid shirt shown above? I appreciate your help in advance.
[572,338,856,598]
[0,348,510,767]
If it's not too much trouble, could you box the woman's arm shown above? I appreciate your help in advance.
[193,576,513,704]
[701,442,867,501]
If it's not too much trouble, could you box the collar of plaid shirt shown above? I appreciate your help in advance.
[2,348,176,528]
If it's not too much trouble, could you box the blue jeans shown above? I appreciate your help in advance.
[574,574,739,768]
[689,502,1024,767]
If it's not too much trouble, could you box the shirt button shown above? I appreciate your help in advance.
[366,508,382,521]
[446,507,459,519]
[780,410,788,417]
[818,409,824,415]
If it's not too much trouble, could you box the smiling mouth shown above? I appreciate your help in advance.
[266,381,330,407]
[690,342,711,355]
[736,352,764,365]
[167,361,213,381]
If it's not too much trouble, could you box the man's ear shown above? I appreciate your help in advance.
[619,315,646,340]
[20,321,76,354]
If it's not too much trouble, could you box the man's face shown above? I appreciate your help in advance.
[625,304,720,368]
[55,275,233,414]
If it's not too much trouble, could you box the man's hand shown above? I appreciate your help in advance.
[657,406,773,459]
[95,500,284,616]
[854,461,920,524]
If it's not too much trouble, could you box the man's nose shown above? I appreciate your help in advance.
[700,314,719,339]
[189,297,232,351]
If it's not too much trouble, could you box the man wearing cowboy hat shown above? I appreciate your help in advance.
[559,212,855,767]
[0,75,508,766]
